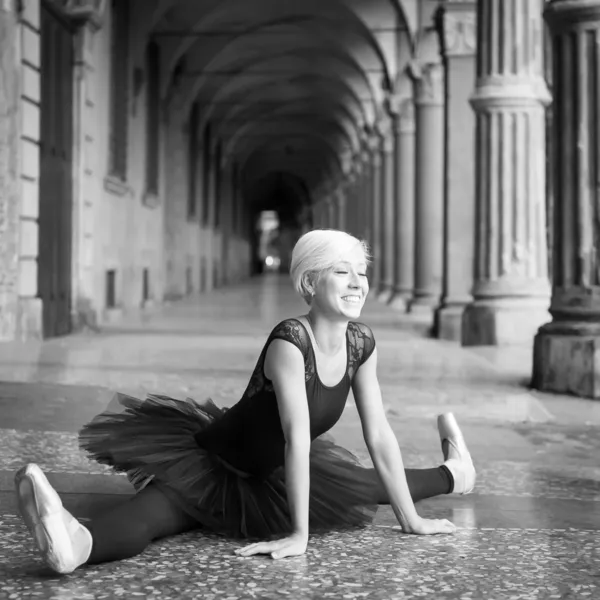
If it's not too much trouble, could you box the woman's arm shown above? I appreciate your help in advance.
[352,347,455,535]
[266,338,311,537]
[235,338,311,558]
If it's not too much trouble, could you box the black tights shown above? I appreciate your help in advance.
[86,466,452,565]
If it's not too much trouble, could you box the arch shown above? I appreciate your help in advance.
[144,0,414,218]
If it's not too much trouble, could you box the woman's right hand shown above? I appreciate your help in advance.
[405,517,456,536]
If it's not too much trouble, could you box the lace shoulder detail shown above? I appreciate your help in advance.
[242,319,313,400]
[269,319,310,356]
[347,321,376,379]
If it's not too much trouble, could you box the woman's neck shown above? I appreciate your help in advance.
[305,311,347,355]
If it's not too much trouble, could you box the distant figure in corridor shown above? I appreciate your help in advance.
[14,229,476,575]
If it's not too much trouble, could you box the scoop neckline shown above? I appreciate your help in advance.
[292,318,350,390]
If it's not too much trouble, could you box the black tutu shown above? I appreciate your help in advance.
[79,393,378,540]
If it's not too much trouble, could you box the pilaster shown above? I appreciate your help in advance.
[0,1,21,339]
[71,21,102,330]
[532,0,600,398]
[462,0,552,346]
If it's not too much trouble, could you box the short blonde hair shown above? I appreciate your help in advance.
[290,229,371,302]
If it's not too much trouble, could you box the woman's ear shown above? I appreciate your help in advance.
[302,272,315,297]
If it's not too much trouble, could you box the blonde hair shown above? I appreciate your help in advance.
[290,229,371,303]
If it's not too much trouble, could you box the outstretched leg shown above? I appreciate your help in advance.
[362,465,454,504]
[365,412,476,505]
[86,484,197,565]
[15,464,197,574]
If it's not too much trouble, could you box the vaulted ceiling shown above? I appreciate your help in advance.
[142,0,421,224]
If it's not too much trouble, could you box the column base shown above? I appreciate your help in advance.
[408,294,440,318]
[16,297,43,341]
[377,287,394,304]
[434,303,467,342]
[388,291,412,312]
[532,321,600,399]
[461,298,550,346]
[408,302,436,319]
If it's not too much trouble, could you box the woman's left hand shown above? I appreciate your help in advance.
[234,532,308,560]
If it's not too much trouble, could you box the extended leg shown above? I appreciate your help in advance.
[86,484,198,565]
[361,466,454,505]
[363,412,476,504]
[15,464,197,574]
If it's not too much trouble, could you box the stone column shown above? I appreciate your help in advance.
[0,2,21,339]
[368,135,383,290]
[378,125,395,302]
[313,201,325,229]
[348,168,360,236]
[532,0,600,398]
[359,147,371,242]
[462,0,551,346]
[409,61,445,316]
[435,1,478,340]
[327,195,337,230]
[205,147,217,291]
[389,99,417,312]
[336,187,346,232]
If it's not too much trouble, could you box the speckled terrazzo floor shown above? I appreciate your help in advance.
[0,276,599,599]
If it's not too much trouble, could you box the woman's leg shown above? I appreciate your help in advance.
[364,412,476,505]
[86,484,198,565]
[362,466,454,504]
[15,464,197,574]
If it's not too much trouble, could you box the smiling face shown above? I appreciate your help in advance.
[310,246,369,321]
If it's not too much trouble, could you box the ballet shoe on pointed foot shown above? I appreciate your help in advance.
[437,413,476,495]
[14,463,92,574]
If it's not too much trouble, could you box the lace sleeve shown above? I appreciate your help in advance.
[242,319,310,400]
[268,319,309,356]
[347,322,376,379]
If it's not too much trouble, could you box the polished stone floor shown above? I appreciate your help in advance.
[0,275,598,599]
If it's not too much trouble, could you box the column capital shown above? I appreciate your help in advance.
[545,0,600,30]
[45,0,108,30]
[409,61,444,106]
[377,125,394,154]
[393,99,416,134]
[439,4,477,58]
[366,132,382,165]
[346,165,358,182]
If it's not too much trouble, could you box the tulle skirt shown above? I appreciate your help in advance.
[79,393,378,540]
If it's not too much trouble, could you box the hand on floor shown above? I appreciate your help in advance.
[405,517,457,536]
[234,532,308,560]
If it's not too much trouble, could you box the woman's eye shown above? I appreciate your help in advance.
[359,274,367,277]
[335,271,348,275]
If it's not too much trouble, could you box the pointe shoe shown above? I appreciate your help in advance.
[14,463,92,574]
[437,413,476,495]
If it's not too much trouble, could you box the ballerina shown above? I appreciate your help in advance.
[15,228,475,574]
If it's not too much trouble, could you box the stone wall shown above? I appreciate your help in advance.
[0,0,255,338]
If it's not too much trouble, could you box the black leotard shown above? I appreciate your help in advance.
[194,318,376,478]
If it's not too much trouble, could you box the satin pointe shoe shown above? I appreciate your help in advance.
[437,413,476,495]
[14,463,92,574]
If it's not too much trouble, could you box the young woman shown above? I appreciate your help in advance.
[15,229,475,574]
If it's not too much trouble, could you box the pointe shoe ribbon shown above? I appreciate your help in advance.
[14,463,92,574]
[437,413,476,495]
